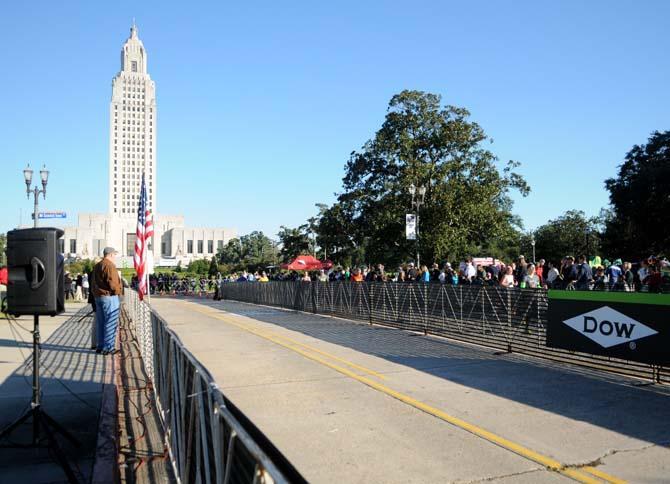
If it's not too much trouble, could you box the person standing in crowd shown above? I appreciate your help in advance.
[419,265,430,282]
[64,272,74,300]
[463,258,476,282]
[575,255,593,290]
[636,259,649,290]
[75,273,83,301]
[545,262,559,288]
[501,266,516,288]
[430,263,441,282]
[535,259,545,283]
[607,259,622,289]
[82,273,89,299]
[622,262,634,291]
[561,256,578,289]
[406,263,418,281]
[351,268,364,282]
[592,266,608,290]
[522,264,540,289]
[514,255,528,284]
[0,265,8,312]
[93,248,123,355]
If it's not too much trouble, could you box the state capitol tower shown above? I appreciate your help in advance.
[108,23,157,218]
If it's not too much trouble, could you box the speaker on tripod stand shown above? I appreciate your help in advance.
[0,227,81,483]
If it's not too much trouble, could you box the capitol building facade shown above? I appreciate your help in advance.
[60,25,235,267]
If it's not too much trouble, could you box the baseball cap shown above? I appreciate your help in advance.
[103,247,118,256]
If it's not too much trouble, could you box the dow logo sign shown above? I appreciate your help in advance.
[547,291,669,365]
[561,306,658,348]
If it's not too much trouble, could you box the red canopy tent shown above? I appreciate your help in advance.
[281,255,329,271]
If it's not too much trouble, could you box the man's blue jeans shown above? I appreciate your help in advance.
[95,296,120,352]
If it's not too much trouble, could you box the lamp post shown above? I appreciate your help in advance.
[531,237,536,264]
[23,164,49,228]
[409,183,427,267]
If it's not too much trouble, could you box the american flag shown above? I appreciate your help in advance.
[134,173,154,300]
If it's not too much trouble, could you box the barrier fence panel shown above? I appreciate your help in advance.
[220,281,669,384]
[124,290,307,484]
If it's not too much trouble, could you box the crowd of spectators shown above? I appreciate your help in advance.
[124,254,669,296]
[224,254,670,293]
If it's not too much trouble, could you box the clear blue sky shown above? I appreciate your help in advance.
[1,1,668,238]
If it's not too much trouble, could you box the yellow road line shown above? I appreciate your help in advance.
[190,303,386,380]
[582,466,627,484]
[251,324,386,380]
[186,302,625,484]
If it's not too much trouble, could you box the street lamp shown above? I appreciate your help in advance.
[409,183,427,267]
[24,164,49,228]
[531,237,536,264]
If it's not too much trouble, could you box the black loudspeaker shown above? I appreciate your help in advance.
[6,228,65,316]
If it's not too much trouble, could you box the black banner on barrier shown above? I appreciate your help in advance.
[547,291,670,365]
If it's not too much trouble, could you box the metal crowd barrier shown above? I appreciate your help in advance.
[220,281,669,384]
[124,290,306,484]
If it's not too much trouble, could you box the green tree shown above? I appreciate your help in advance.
[277,225,310,262]
[187,259,210,275]
[312,202,359,265]
[0,233,7,266]
[208,257,219,277]
[218,232,278,271]
[219,238,244,265]
[532,210,601,264]
[337,90,529,265]
[602,131,670,259]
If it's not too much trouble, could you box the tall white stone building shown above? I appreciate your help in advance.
[109,24,157,217]
[59,25,236,266]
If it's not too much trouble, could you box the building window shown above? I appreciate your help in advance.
[126,234,137,256]
[58,239,65,253]
[217,240,223,251]
[187,240,193,254]
[69,239,77,254]
[207,240,213,253]
[197,240,204,253]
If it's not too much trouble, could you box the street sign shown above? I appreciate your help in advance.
[405,214,416,240]
[31,211,67,219]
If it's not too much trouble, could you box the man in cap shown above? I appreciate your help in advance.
[92,247,123,355]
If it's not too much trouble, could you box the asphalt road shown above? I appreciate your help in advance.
[151,296,670,484]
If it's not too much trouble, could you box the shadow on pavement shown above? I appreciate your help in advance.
[192,297,670,448]
[0,308,108,483]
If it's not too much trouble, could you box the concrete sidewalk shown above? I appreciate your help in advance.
[152,296,670,484]
[0,304,115,483]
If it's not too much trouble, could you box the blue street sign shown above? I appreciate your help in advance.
[32,211,67,219]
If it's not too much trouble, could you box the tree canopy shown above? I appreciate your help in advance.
[218,231,278,271]
[316,90,529,265]
[532,210,601,264]
[602,131,670,259]
[277,225,311,262]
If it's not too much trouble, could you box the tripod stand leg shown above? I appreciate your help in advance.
[0,409,33,441]
[40,409,80,447]
[40,413,81,484]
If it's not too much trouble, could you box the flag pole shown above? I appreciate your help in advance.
[146,224,154,307]
[146,173,152,308]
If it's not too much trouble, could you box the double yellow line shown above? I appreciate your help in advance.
[186,302,626,484]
